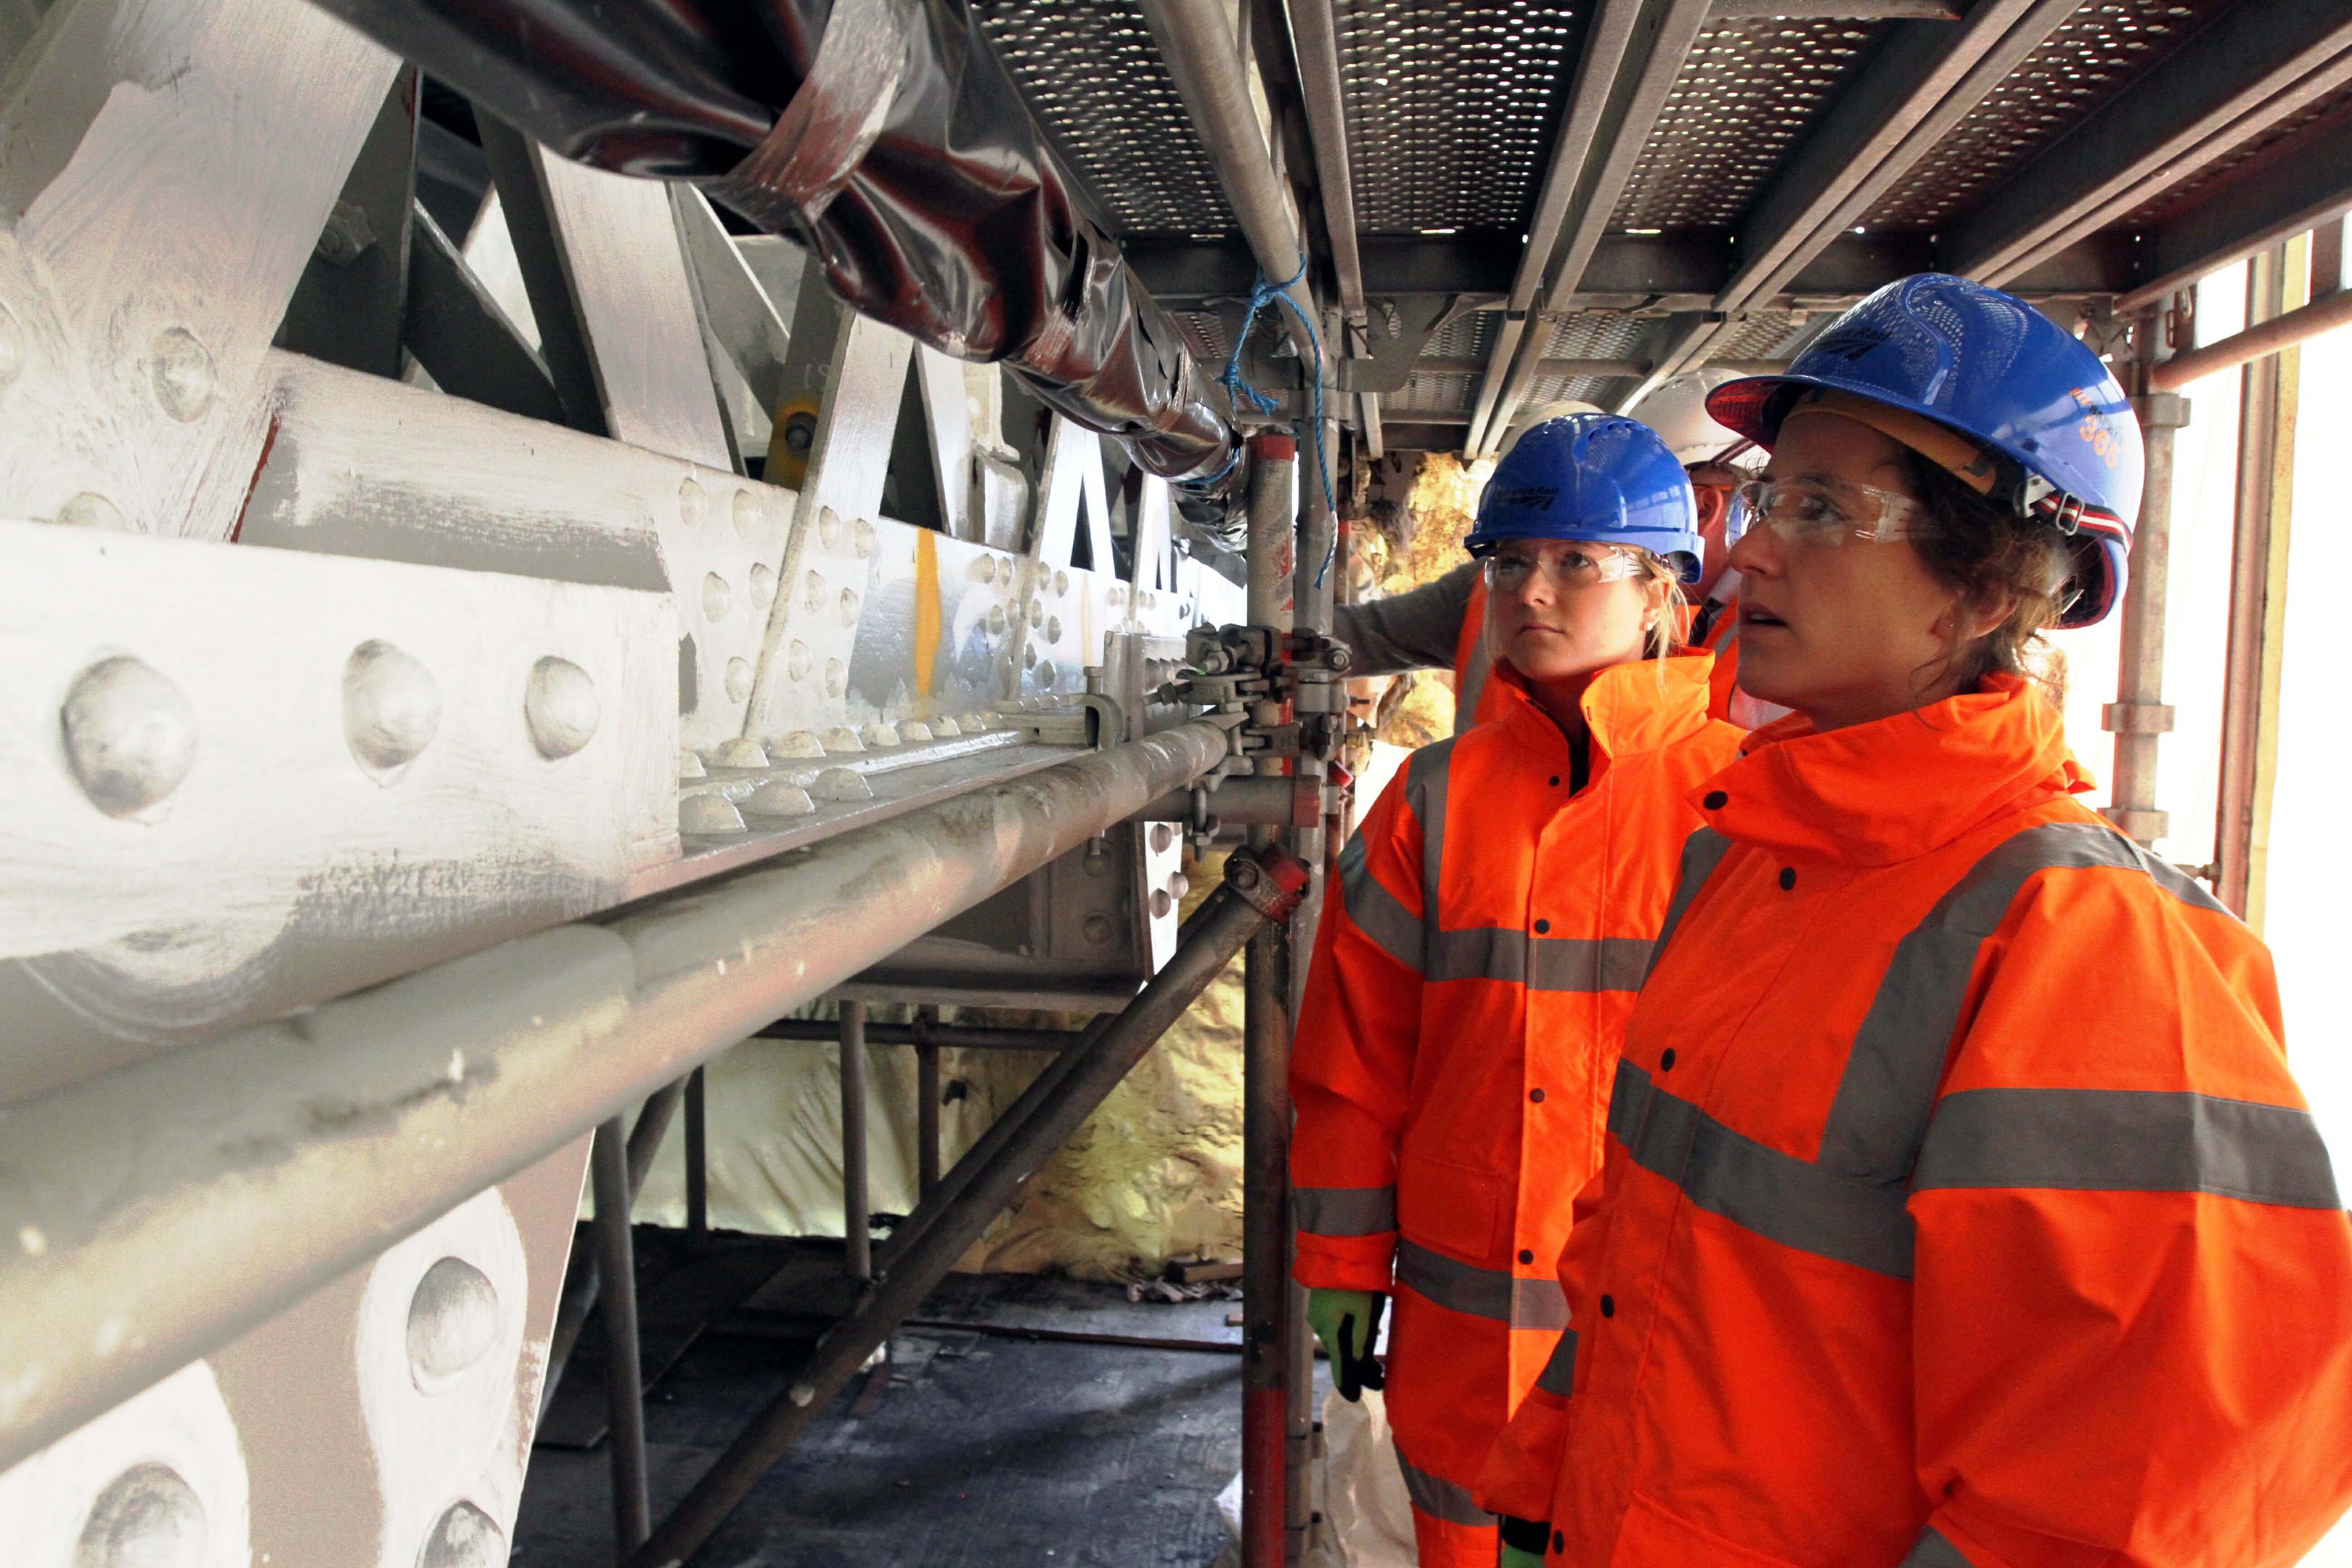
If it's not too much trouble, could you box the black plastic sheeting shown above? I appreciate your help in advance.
[309,0,1246,512]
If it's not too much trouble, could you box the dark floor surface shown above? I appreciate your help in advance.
[515,1250,1312,1568]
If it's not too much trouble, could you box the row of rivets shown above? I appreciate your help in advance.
[60,644,597,818]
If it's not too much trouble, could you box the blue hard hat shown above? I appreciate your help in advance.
[1467,414,1702,583]
[1707,273,2141,627]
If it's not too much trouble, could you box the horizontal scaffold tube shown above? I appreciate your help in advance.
[0,720,1232,1471]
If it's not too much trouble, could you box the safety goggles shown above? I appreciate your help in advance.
[1730,477,1932,547]
[1482,542,1644,590]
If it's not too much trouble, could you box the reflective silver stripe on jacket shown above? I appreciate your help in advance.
[1346,735,1657,992]
[1295,1185,1398,1237]
[1816,822,2232,1189]
[1913,1087,2339,1207]
[1640,825,1732,987]
[1898,1526,1976,1567]
[1533,1328,1579,1395]
[1612,1058,1917,1279]
[1337,830,1422,971]
[1395,1447,1499,1527]
[1395,1241,1567,1328]
[1608,820,2317,1278]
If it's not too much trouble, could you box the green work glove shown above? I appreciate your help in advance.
[1306,1287,1387,1401]
[1500,1545,1548,1568]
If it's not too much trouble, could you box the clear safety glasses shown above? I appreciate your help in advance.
[1730,477,1932,547]
[1482,543,1645,591]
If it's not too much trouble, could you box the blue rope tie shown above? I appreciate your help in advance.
[1212,261,1340,589]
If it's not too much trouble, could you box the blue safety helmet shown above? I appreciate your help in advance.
[1466,414,1702,583]
[1707,274,2141,627]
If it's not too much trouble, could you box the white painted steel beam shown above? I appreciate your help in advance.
[0,516,677,1104]
[0,718,1234,1473]
[0,0,397,540]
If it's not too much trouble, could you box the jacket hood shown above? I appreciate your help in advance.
[1694,675,2094,865]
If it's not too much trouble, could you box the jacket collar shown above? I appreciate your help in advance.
[1492,653,1718,763]
[1694,674,2093,866]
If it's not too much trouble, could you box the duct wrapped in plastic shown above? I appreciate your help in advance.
[309,0,1245,507]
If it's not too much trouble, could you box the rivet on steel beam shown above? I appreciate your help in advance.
[680,793,748,835]
[1082,914,1114,945]
[707,738,769,769]
[929,716,960,737]
[852,518,875,558]
[419,1501,505,1566]
[342,640,440,783]
[61,654,198,818]
[78,1465,206,1561]
[819,507,843,551]
[724,657,754,704]
[773,730,826,759]
[1028,601,1043,629]
[58,491,133,530]
[825,658,846,698]
[803,571,825,613]
[788,640,812,681]
[750,563,777,611]
[702,572,732,622]
[1053,571,1069,597]
[523,656,600,760]
[1046,617,1062,644]
[838,587,859,626]
[859,722,901,748]
[732,489,759,538]
[972,556,997,585]
[679,749,707,780]
[407,1257,499,1387]
[987,607,1007,635]
[813,767,872,802]
[900,721,934,743]
[147,326,216,422]
[820,726,862,754]
[678,476,708,528]
[745,780,816,817]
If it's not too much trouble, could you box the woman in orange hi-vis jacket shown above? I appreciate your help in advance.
[1291,415,1746,1568]
[1478,274,2352,1567]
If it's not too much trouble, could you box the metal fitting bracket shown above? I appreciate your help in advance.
[1222,844,1312,922]
[2101,701,2176,735]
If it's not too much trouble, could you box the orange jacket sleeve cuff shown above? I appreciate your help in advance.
[1473,1385,1569,1522]
[1293,1233,1395,1295]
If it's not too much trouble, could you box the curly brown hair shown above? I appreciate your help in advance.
[1898,449,2095,702]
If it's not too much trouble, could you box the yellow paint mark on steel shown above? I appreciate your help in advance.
[915,528,941,699]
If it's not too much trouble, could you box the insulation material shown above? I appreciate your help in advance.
[952,954,1244,1280]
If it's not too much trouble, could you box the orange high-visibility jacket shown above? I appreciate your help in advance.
[1292,655,1744,1506]
[1477,676,2352,1567]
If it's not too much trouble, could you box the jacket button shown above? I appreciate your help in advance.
[1599,1294,1615,1318]
[1529,1087,1545,1103]
[1533,918,1551,934]
[1519,1249,1535,1265]
[1549,775,1561,786]
[1660,1048,1676,1071]
[1703,790,1727,809]
[1553,1531,1565,1553]
[1779,866,1797,891]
